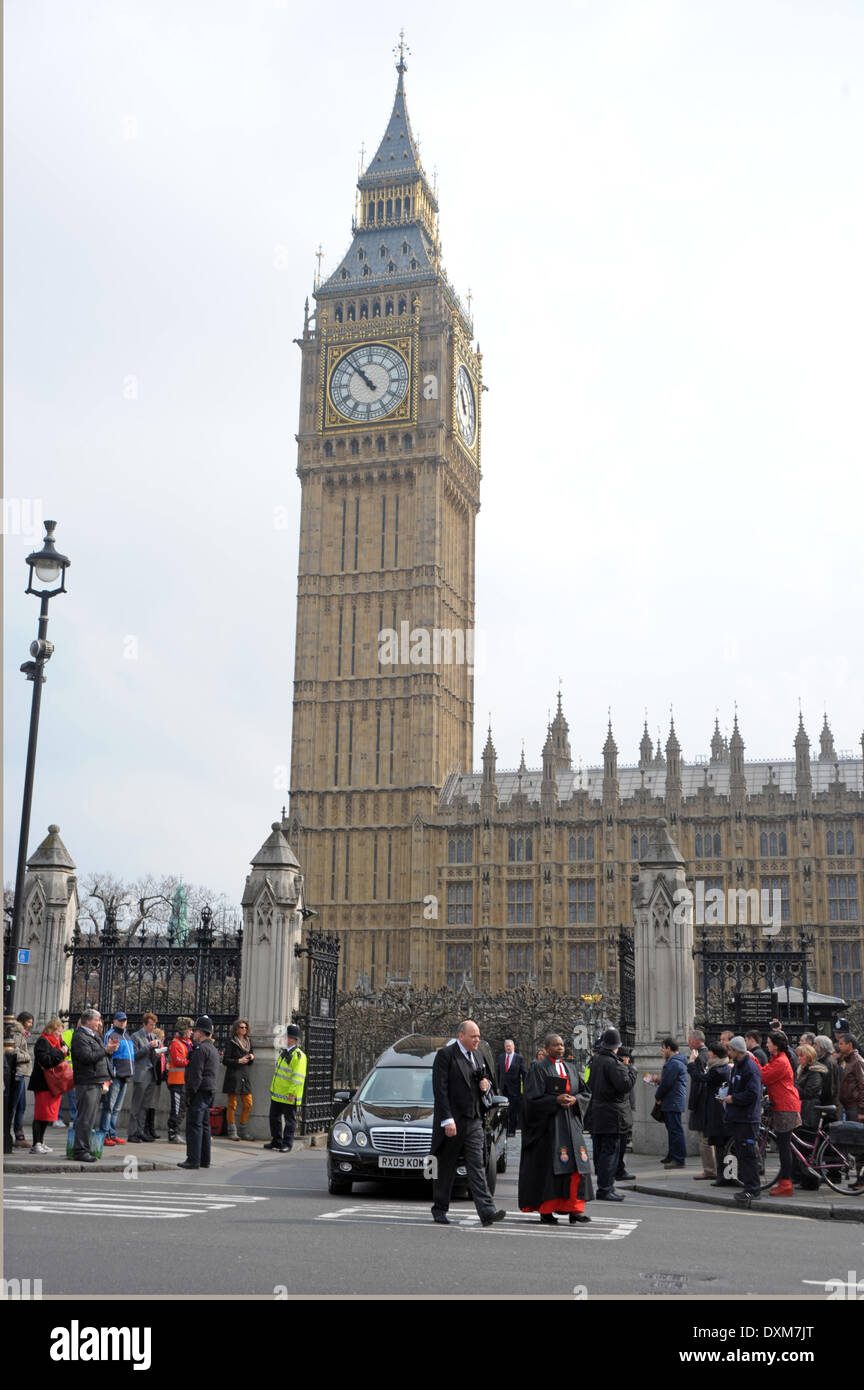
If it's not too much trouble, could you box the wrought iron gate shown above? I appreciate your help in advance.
[62,906,242,1047]
[293,931,341,1134]
[617,925,636,1048]
[693,929,813,1036]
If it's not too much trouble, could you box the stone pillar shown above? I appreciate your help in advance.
[631,818,697,1157]
[238,822,307,1138]
[17,825,78,1026]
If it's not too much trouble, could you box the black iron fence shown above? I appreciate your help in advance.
[693,929,813,1037]
[617,926,635,1048]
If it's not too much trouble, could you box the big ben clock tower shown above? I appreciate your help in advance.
[288,43,482,989]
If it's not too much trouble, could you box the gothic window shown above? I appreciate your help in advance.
[832,942,862,1000]
[827,823,854,855]
[631,832,648,859]
[695,826,723,858]
[508,832,533,862]
[759,824,787,857]
[447,883,473,925]
[340,268,348,280]
[410,258,418,270]
[347,305,355,321]
[446,944,472,991]
[357,248,365,261]
[386,198,393,219]
[828,876,859,922]
[402,240,409,255]
[507,944,534,987]
[448,833,473,864]
[506,882,533,924]
[388,261,395,273]
[569,832,594,861]
[330,838,337,901]
[402,434,413,451]
[760,875,790,921]
[568,880,595,923]
[324,441,334,458]
[372,300,381,317]
[379,245,387,259]
[569,944,596,997]
[398,297,407,314]
[404,196,410,216]
[377,200,384,221]
[359,301,368,318]
[385,299,394,316]
[395,198,401,218]
[377,436,386,454]
[350,439,359,456]
[362,265,371,278]
[335,306,343,323]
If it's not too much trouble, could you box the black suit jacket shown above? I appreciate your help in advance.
[430,1041,492,1153]
[497,1051,526,1095]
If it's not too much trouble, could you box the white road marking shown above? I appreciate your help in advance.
[3,1185,269,1221]
[317,1203,640,1239]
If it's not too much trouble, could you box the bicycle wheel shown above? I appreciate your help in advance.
[813,1135,861,1195]
[757,1127,781,1191]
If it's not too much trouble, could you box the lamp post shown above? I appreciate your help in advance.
[5,521,70,1016]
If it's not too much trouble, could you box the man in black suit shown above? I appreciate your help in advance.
[430,1020,506,1227]
[496,1039,526,1135]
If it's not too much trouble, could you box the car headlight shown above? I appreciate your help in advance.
[356,1131,368,1147]
[332,1124,353,1146]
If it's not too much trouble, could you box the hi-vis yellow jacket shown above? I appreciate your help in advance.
[270,1047,307,1105]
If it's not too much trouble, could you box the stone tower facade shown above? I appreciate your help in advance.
[288,50,481,985]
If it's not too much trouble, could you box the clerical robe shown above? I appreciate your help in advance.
[518,1058,595,1211]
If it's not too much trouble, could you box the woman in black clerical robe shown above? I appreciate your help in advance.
[518,1034,595,1224]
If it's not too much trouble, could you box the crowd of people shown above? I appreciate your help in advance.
[6,1009,307,1169]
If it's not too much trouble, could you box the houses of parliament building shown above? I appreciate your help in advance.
[284,49,863,1008]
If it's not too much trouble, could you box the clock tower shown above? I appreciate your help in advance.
[288,46,482,988]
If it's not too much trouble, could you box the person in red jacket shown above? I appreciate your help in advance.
[758,1030,801,1197]
[166,1018,194,1144]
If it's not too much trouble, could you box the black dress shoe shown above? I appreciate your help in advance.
[177,1161,199,1169]
[480,1209,506,1227]
[279,1146,293,1153]
[569,1213,592,1223]
[262,1141,279,1150]
[616,1171,637,1181]
[128,1136,143,1143]
[539,1213,558,1225]
[596,1190,625,1202]
[431,1212,450,1225]
[75,1154,97,1163]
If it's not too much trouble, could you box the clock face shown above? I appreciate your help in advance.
[328,343,410,423]
[455,365,476,447]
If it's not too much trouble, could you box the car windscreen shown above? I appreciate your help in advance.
[356,1067,434,1106]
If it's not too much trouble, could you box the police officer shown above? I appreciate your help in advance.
[264,1025,307,1153]
[178,1016,220,1171]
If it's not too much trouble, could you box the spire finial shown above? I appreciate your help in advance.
[394,28,410,73]
[314,244,324,288]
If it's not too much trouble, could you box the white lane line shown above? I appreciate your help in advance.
[316,1205,640,1239]
[3,1186,269,1220]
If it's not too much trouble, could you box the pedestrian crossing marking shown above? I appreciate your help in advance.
[4,1185,269,1221]
[317,1203,640,1239]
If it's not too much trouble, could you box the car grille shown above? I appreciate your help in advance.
[370,1127,433,1154]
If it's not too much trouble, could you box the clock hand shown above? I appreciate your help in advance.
[355,366,377,391]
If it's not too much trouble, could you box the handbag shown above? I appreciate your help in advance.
[651,1100,665,1122]
[43,1060,74,1097]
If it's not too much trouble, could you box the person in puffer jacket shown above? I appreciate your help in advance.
[654,1038,688,1168]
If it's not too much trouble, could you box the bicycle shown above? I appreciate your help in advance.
[755,1104,863,1195]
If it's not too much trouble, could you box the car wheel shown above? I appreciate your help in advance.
[328,1175,352,1195]
[496,1133,508,1174]
[486,1142,497,1195]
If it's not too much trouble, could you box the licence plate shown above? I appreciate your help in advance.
[378,1155,427,1169]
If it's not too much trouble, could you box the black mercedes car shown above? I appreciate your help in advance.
[327,1034,509,1195]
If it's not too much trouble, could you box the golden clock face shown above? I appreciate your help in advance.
[455,365,477,448]
[328,343,410,424]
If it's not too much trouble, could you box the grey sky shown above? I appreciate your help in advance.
[4,0,863,904]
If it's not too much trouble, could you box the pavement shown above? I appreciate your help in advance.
[629,1160,864,1222]
[3,1124,320,1175]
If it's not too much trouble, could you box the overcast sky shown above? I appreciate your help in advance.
[4,0,863,905]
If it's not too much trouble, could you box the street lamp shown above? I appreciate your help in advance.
[5,521,70,1015]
